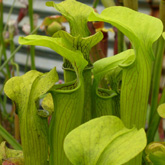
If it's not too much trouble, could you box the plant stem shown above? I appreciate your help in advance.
[0,26,39,72]
[3,0,16,33]
[0,0,3,66]
[10,31,20,76]
[122,1,140,165]
[0,95,7,115]
[117,1,125,54]
[63,68,92,122]
[0,0,9,130]
[123,0,138,11]
[147,0,165,143]
[28,0,36,70]
[9,29,20,140]
[160,0,165,31]
[14,113,20,142]
[0,45,22,72]
[147,87,165,144]
[49,75,85,165]
[93,0,100,8]
[0,13,3,127]
[0,124,22,150]
[117,30,124,53]
[149,36,165,124]
[0,0,10,78]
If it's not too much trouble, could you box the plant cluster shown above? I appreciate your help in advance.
[0,0,165,164]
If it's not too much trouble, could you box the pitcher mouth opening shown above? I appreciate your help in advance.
[62,65,93,72]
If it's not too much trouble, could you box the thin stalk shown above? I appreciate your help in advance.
[0,0,10,78]
[5,0,19,75]
[24,51,30,72]
[0,26,39,72]
[0,107,2,143]
[0,45,22,72]
[14,111,20,141]
[117,1,124,54]
[160,0,165,31]
[9,30,20,141]
[149,37,165,124]
[117,30,124,53]
[28,0,36,70]
[0,0,9,128]
[147,88,165,144]
[0,46,2,66]
[3,0,16,33]
[2,46,10,79]
[3,94,7,113]
[0,69,7,77]
[0,95,7,114]
[10,33,20,76]
[0,124,22,150]
[147,0,165,143]
[0,0,3,66]
[93,0,100,8]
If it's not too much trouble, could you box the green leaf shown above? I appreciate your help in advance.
[48,78,85,165]
[4,67,58,106]
[89,6,163,132]
[93,49,135,84]
[145,142,165,164]
[19,35,88,75]
[18,28,93,165]
[92,49,134,117]
[157,103,165,118]
[105,69,122,117]
[0,141,23,165]
[53,30,103,122]
[149,154,165,165]
[92,88,117,117]
[41,93,54,115]
[0,125,22,150]
[46,0,94,37]
[64,116,147,165]
[88,6,163,60]
[53,30,103,68]
[4,68,58,165]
